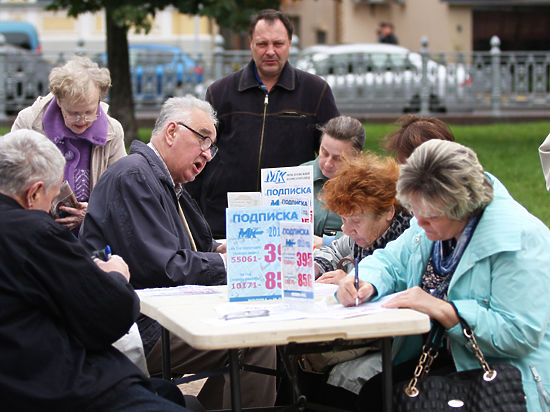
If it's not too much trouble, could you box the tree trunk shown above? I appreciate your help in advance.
[106,7,137,147]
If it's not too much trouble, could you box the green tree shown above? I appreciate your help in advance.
[46,0,280,145]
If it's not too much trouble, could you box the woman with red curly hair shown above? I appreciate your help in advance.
[278,153,412,410]
[314,152,411,284]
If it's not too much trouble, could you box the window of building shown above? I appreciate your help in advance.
[316,29,327,44]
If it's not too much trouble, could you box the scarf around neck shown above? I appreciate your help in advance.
[432,213,482,276]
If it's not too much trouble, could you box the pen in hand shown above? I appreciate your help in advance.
[354,257,360,306]
[91,245,111,262]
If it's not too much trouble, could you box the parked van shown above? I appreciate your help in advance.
[0,21,49,114]
[0,21,41,52]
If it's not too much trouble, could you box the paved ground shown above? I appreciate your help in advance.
[178,376,207,397]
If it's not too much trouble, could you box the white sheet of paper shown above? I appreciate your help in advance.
[207,291,404,326]
[136,285,221,298]
[227,192,262,208]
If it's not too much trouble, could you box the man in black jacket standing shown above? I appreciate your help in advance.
[188,9,339,238]
[80,96,275,410]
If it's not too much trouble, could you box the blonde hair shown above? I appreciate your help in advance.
[49,55,111,103]
[397,140,493,220]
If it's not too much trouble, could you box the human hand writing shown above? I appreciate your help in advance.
[336,274,376,306]
[94,254,130,282]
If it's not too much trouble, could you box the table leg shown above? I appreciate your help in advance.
[381,338,392,412]
[161,327,171,380]
[228,349,242,412]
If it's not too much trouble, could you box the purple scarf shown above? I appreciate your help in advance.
[42,98,108,202]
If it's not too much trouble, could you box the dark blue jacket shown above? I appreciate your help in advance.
[0,193,144,410]
[81,140,226,352]
[188,60,339,238]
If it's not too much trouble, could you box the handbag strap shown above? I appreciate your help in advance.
[449,302,496,381]
[403,321,445,397]
[530,365,550,412]
[403,302,496,398]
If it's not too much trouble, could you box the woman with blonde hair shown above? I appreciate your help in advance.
[339,140,550,411]
[12,55,126,230]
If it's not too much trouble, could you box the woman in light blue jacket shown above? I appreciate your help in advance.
[338,140,550,412]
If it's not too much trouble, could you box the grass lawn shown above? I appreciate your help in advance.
[362,121,550,227]
[4,121,549,226]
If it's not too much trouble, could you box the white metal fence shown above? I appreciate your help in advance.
[2,35,550,117]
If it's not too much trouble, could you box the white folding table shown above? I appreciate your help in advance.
[138,286,430,412]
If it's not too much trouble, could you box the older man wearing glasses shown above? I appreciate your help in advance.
[80,95,276,409]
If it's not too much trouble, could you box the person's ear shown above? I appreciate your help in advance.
[384,205,396,222]
[165,122,178,147]
[24,181,44,209]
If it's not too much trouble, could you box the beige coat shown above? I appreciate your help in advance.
[11,93,126,191]
[539,131,550,191]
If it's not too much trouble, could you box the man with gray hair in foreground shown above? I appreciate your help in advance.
[0,129,193,411]
[80,96,276,409]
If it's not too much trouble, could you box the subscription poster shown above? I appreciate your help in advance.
[226,205,301,302]
[261,165,313,224]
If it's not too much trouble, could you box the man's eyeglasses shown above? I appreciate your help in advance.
[176,122,218,158]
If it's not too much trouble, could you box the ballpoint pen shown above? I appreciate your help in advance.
[91,245,111,261]
[223,309,270,321]
[354,257,360,306]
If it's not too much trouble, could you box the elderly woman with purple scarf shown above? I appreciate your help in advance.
[11,55,126,230]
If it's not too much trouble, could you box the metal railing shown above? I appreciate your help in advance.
[2,35,550,117]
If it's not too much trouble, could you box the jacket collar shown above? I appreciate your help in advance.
[462,174,522,260]
[129,140,175,191]
[0,192,23,212]
[238,60,296,92]
[312,158,327,183]
[449,174,523,288]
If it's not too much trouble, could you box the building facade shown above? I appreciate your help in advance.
[0,0,548,62]
[281,0,550,52]
[281,0,473,52]
[0,0,217,62]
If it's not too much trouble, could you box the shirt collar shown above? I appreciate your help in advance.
[238,60,296,92]
[147,142,183,198]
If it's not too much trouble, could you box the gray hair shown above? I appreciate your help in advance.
[318,116,366,153]
[0,130,65,197]
[49,55,111,102]
[396,140,493,220]
[152,95,218,136]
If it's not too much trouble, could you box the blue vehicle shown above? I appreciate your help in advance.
[0,21,42,52]
[130,44,203,84]
[97,44,203,98]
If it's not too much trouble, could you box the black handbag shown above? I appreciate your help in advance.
[393,307,527,412]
